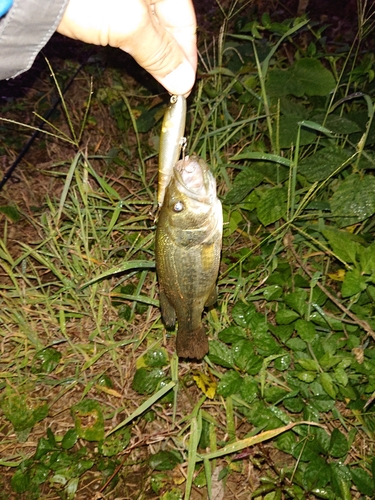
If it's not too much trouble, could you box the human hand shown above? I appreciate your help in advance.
[57,0,197,96]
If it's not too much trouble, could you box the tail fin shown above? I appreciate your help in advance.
[176,325,209,360]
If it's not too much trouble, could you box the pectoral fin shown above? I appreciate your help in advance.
[204,285,218,308]
[160,290,176,328]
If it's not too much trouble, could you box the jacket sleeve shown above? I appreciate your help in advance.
[0,0,70,80]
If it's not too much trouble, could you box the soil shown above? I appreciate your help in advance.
[0,1,370,499]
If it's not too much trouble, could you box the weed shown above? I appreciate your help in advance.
[1,1,375,499]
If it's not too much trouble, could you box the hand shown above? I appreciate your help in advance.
[57,0,197,96]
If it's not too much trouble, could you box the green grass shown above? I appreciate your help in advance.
[1,1,375,498]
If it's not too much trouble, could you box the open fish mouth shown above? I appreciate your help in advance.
[174,155,215,202]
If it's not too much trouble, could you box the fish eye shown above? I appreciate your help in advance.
[173,201,184,212]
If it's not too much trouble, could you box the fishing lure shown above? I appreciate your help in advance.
[158,94,186,207]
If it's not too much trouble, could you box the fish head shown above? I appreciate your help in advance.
[162,155,221,232]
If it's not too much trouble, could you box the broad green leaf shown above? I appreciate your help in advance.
[208,340,234,368]
[136,103,163,133]
[217,370,243,397]
[274,353,291,371]
[299,146,353,182]
[35,434,58,460]
[309,395,335,413]
[276,430,296,454]
[283,397,305,413]
[71,399,105,442]
[351,467,375,496]
[225,168,264,204]
[257,187,287,226]
[284,290,308,316]
[278,114,317,148]
[247,311,268,336]
[161,488,183,500]
[322,228,361,264]
[262,285,283,300]
[239,376,259,404]
[296,371,316,383]
[309,310,344,331]
[295,319,317,343]
[319,373,337,399]
[303,456,331,490]
[143,348,169,367]
[66,477,79,500]
[231,301,256,327]
[240,190,260,211]
[253,333,280,357]
[329,428,349,458]
[32,348,62,374]
[341,269,367,297]
[359,241,375,275]
[232,340,257,372]
[99,427,131,457]
[330,173,375,227]
[313,114,361,134]
[61,429,78,450]
[0,387,48,439]
[292,433,324,462]
[334,367,348,387]
[275,308,300,325]
[264,386,289,404]
[218,326,247,344]
[149,450,183,471]
[286,338,307,351]
[224,209,243,236]
[267,58,336,97]
[11,469,31,493]
[330,463,352,500]
[296,358,320,371]
[132,367,165,395]
[271,324,295,343]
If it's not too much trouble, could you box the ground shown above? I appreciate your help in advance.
[1,1,374,499]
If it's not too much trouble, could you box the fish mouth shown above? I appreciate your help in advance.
[173,155,215,203]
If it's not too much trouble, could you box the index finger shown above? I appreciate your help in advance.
[153,0,197,74]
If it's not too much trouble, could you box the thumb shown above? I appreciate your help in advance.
[121,20,196,96]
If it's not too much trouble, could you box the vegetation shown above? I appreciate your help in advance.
[1,1,375,498]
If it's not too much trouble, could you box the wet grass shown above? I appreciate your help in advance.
[1,1,375,498]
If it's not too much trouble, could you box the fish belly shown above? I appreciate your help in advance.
[156,233,220,359]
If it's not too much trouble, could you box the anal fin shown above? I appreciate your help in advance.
[160,290,176,328]
[204,285,218,308]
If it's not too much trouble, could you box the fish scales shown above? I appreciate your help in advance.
[155,155,222,359]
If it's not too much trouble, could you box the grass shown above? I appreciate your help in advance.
[1,1,375,498]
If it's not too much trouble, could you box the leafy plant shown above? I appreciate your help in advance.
[1,1,375,499]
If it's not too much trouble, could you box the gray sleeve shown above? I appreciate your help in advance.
[0,0,70,80]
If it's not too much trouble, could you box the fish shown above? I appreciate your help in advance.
[158,94,186,207]
[155,155,222,359]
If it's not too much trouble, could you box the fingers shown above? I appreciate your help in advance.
[114,0,197,95]
[57,0,197,95]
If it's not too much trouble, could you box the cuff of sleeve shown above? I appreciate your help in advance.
[0,0,70,80]
[0,0,14,18]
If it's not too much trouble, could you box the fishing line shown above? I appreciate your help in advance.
[0,54,91,192]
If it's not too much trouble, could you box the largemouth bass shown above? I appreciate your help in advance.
[155,155,222,359]
[158,95,186,207]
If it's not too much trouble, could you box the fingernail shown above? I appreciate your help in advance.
[162,61,195,96]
